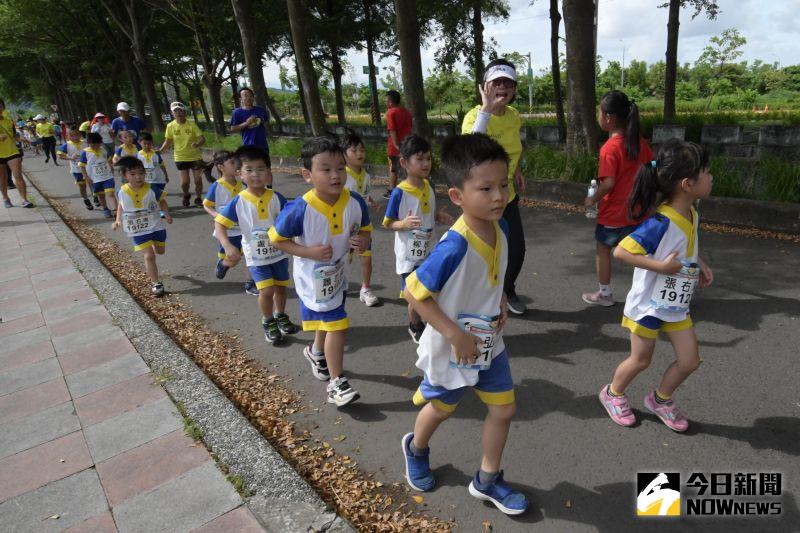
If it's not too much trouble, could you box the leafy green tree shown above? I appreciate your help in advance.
[697,28,747,109]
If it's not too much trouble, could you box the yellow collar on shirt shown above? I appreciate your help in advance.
[120,144,138,156]
[346,166,366,193]
[450,215,502,287]
[121,183,151,209]
[303,188,350,235]
[217,178,244,198]
[397,179,431,214]
[657,203,697,257]
[85,147,105,157]
[240,189,275,221]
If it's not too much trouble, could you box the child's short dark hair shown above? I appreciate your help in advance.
[234,144,271,169]
[139,132,153,142]
[340,128,364,152]
[440,133,509,189]
[115,155,145,174]
[300,136,344,171]
[399,133,431,159]
[386,90,401,105]
[86,132,102,144]
[213,150,235,167]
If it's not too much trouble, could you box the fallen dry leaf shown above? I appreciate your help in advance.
[565,499,572,509]
[482,520,492,532]
[412,495,424,504]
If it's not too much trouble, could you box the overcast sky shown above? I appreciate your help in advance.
[262,0,800,89]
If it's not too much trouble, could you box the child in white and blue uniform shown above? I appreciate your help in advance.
[401,133,528,516]
[79,132,117,218]
[56,128,92,210]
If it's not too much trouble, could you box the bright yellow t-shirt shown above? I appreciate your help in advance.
[0,114,18,158]
[165,119,203,162]
[462,105,522,202]
[36,122,55,138]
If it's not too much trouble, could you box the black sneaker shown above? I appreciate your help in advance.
[327,375,360,406]
[275,312,299,335]
[151,282,165,297]
[93,195,101,207]
[83,198,94,210]
[408,321,425,344]
[194,197,203,207]
[21,201,34,208]
[262,318,283,344]
[214,258,229,279]
[244,279,259,295]
[506,294,527,315]
[182,193,191,207]
[382,189,392,200]
[303,345,330,381]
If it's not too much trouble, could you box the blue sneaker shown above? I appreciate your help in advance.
[468,470,528,515]
[401,433,435,492]
[214,258,229,280]
[244,279,259,295]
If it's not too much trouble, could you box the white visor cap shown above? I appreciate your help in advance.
[484,64,517,84]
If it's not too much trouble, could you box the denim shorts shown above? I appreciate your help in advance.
[595,224,638,248]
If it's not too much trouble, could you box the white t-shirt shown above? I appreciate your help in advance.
[56,140,86,173]
[117,183,166,235]
[269,189,372,312]
[382,179,437,275]
[91,123,114,144]
[618,204,700,323]
[136,150,167,185]
[205,178,245,238]
[344,166,371,197]
[79,147,113,183]
[405,216,509,389]
[216,189,286,265]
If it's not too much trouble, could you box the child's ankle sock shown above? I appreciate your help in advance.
[311,344,324,357]
[654,389,671,404]
[409,440,428,457]
[599,283,612,297]
[478,469,499,485]
[608,385,624,397]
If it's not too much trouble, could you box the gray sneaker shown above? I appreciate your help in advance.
[506,294,527,315]
[581,290,615,307]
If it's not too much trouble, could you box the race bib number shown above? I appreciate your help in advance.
[650,262,699,312]
[122,210,156,237]
[405,229,432,263]
[313,260,344,303]
[450,313,499,370]
[144,167,157,183]
[249,229,284,265]
[92,160,111,180]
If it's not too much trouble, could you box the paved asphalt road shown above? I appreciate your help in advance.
[23,153,800,531]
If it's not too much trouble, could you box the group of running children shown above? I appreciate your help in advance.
[53,88,714,516]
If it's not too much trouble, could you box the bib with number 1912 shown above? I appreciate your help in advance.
[449,312,499,370]
[93,160,111,180]
[144,167,157,183]
[122,210,156,237]
[650,262,699,312]
[313,261,344,303]
[405,229,432,263]
[249,229,284,265]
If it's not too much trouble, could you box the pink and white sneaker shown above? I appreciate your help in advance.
[644,391,689,432]
[599,385,636,427]
[582,290,615,307]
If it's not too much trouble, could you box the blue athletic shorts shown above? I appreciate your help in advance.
[132,229,166,251]
[72,172,85,183]
[92,178,115,195]
[595,223,638,248]
[299,291,348,332]
[217,234,243,259]
[622,314,693,339]
[248,257,290,290]
[399,266,419,298]
[412,351,515,413]
[149,183,165,198]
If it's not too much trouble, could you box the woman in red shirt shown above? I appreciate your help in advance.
[582,91,652,307]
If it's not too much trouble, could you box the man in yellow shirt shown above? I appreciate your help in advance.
[35,114,58,165]
[159,102,206,207]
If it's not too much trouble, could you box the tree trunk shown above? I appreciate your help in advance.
[120,53,147,128]
[331,50,347,125]
[562,0,598,153]
[185,82,201,123]
[663,0,680,123]
[394,0,431,137]
[263,91,283,132]
[472,0,485,101]
[231,75,240,108]
[363,1,381,126]
[205,77,227,135]
[135,61,165,132]
[295,60,311,125]
[287,0,327,135]
[159,80,169,116]
[550,0,567,140]
[231,0,271,110]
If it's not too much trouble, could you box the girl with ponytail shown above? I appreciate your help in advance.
[582,91,653,307]
[599,139,714,433]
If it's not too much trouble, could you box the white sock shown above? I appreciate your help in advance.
[311,344,323,356]
[599,283,612,297]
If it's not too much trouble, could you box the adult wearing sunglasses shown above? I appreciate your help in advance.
[461,58,528,315]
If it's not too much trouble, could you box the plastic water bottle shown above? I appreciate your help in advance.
[586,179,598,219]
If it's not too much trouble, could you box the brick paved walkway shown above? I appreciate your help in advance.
[0,201,264,532]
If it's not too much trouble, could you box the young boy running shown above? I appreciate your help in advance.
[215,145,299,343]
[137,132,169,200]
[56,128,93,210]
[269,136,372,407]
[203,150,257,295]
[383,134,454,343]
[112,156,173,296]
[113,130,139,163]
[80,132,117,218]
[341,129,379,307]
[401,133,528,515]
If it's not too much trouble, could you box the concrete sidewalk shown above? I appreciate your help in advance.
[0,200,262,531]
